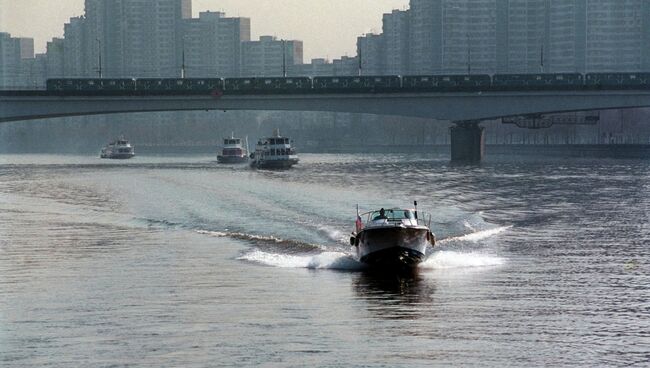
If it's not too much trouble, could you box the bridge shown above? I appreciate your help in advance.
[2,89,650,161]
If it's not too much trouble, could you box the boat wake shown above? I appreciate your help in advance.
[196,221,510,271]
[196,229,327,252]
[420,251,505,269]
[437,225,512,244]
[238,250,364,270]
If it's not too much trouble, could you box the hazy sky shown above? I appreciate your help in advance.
[0,0,409,61]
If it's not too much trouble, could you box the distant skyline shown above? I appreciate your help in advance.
[0,0,409,61]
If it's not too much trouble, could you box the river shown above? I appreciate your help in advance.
[1,152,648,367]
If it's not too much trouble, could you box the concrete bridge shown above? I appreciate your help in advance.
[2,89,650,160]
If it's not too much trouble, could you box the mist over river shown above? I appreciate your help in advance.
[1,152,648,367]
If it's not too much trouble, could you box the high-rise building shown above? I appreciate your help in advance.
[46,38,65,78]
[358,33,385,75]
[84,0,191,77]
[182,11,250,77]
[409,0,499,74]
[581,0,650,72]
[0,33,21,87]
[383,9,411,75]
[496,0,547,73]
[63,17,88,77]
[241,36,303,77]
[408,0,650,74]
[17,38,34,60]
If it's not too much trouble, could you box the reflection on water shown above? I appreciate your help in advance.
[353,269,436,320]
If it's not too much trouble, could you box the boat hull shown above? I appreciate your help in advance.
[217,155,248,164]
[101,153,135,159]
[356,227,429,268]
[250,158,299,169]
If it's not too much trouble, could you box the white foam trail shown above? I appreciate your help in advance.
[439,226,512,244]
[238,250,364,270]
[420,251,505,269]
[197,230,288,243]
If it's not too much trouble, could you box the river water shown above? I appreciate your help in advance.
[0,152,648,367]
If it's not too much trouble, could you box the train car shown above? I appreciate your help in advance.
[491,73,583,91]
[253,77,313,94]
[585,73,650,90]
[312,75,401,93]
[135,78,224,95]
[223,78,257,94]
[46,78,136,95]
[402,74,491,92]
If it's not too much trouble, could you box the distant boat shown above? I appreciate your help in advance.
[250,129,299,169]
[217,134,248,164]
[350,202,435,269]
[100,137,135,159]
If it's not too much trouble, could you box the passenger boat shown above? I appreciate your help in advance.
[250,129,299,169]
[100,137,135,159]
[350,202,435,269]
[217,134,248,164]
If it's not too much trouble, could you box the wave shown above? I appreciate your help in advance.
[438,225,512,244]
[420,251,505,269]
[238,250,364,270]
[196,229,326,252]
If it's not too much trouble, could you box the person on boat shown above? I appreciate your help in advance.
[374,208,387,220]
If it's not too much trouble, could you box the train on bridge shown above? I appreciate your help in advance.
[44,72,650,96]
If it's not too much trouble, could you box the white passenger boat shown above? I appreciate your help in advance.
[100,137,135,159]
[250,129,299,169]
[350,202,435,269]
[217,134,248,164]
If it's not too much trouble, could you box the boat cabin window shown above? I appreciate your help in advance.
[371,209,414,221]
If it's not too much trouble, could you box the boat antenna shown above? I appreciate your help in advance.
[414,200,418,220]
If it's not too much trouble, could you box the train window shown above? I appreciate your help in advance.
[421,77,429,82]
[265,80,272,85]
[557,76,564,80]
[244,80,251,85]
[442,77,450,82]
[332,78,339,83]
[375,78,382,82]
[88,81,95,86]
[198,80,205,85]
[286,79,294,84]
[176,81,183,86]
[630,75,637,79]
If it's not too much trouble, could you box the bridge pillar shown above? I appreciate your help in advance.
[450,121,485,162]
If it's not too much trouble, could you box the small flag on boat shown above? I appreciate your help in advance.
[355,214,363,232]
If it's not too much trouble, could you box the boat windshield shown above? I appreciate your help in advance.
[370,209,415,221]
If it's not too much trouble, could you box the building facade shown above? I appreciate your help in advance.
[84,0,192,77]
[182,11,250,77]
[407,0,650,75]
[241,36,303,77]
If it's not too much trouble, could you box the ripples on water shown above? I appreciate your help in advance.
[1,153,649,367]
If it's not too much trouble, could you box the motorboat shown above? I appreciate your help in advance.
[250,129,299,169]
[350,202,435,269]
[100,137,135,159]
[217,134,248,164]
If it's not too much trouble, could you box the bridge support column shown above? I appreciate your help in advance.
[450,121,485,162]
